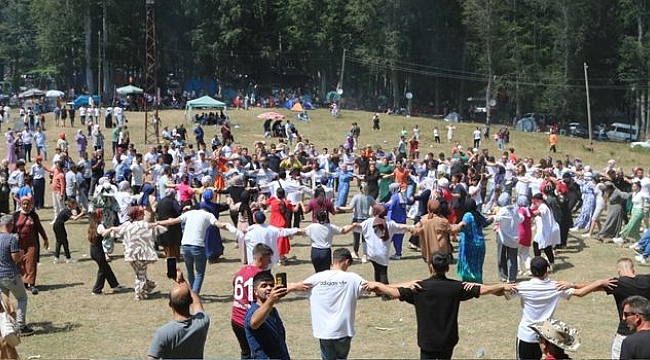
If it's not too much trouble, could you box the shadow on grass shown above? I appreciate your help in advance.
[30,321,80,335]
[37,282,84,292]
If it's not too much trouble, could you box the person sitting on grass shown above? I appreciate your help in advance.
[52,198,86,264]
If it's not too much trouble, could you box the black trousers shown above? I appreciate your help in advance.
[370,260,389,284]
[420,348,454,360]
[285,206,302,228]
[231,320,252,359]
[311,247,331,273]
[533,242,555,264]
[54,226,71,259]
[90,244,119,293]
[352,217,366,253]
[517,339,542,360]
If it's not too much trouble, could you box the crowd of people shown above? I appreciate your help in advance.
[0,103,649,359]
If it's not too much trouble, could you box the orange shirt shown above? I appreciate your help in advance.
[393,168,410,190]
[549,134,558,146]
[52,171,65,193]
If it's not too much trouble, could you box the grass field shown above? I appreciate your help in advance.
[8,106,646,358]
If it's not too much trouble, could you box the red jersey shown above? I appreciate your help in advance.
[231,265,262,327]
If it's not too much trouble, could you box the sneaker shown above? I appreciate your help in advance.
[91,291,105,295]
[144,281,157,294]
[569,227,580,232]
[636,255,647,264]
[52,257,60,264]
[351,251,359,260]
[613,237,625,246]
[19,325,35,336]
[361,254,368,263]
[581,233,592,238]
[632,247,644,255]
[629,243,640,249]
[390,255,402,260]
[112,285,128,293]
[66,258,78,264]
[29,286,39,295]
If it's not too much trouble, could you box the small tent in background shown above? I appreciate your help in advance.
[515,118,538,132]
[290,102,304,112]
[444,111,462,122]
[73,95,100,109]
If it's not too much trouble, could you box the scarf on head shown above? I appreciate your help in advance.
[372,204,390,241]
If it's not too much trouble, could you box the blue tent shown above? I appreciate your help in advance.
[73,95,100,109]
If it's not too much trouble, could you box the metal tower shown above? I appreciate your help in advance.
[144,0,159,145]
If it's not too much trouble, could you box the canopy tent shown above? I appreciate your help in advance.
[185,95,227,121]
[116,85,144,96]
[515,118,538,132]
[290,102,303,112]
[18,88,45,98]
[45,90,65,98]
[73,95,100,109]
[444,111,461,122]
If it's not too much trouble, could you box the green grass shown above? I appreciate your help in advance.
[5,107,644,358]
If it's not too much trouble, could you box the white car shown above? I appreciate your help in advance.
[630,140,650,149]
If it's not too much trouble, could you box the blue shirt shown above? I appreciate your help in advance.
[244,302,290,360]
[0,233,20,279]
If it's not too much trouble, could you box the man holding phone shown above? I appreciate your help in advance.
[245,271,290,360]
[147,268,209,360]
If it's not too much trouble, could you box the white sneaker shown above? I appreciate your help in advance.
[361,254,368,263]
[52,257,60,264]
[636,255,647,264]
[581,233,591,237]
[66,258,78,264]
[570,227,579,232]
[629,243,640,249]
[613,237,625,245]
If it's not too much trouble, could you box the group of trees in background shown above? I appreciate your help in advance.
[2,0,650,132]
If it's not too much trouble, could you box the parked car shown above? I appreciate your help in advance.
[630,139,650,149]
[570,125,589,138]
[606,122,638,142]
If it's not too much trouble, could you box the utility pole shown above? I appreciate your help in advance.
[144,0,159,145]
[102,0,108,101]
[97,30,101,100]
[337,48,347,91]
[584,62,592,144]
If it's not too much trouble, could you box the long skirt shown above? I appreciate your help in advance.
[457,235,485,283]
[620,208,645,240]
[573,193,595,229]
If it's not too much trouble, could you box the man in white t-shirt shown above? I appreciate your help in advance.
[157,208,221,294]
[130,153,144,194]
[509,256,615,360]
[297,248,367,360]
[473,127,482,149]
[143,146,159,169]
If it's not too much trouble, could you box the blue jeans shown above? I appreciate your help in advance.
[0,274,27,327]
[320,337,352,360]
[635,228,650,258]
[182,245,207,294]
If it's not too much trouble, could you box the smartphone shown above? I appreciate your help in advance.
[166,258,177,279]
[275,272,287,288]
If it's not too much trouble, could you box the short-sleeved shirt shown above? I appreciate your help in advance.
[509,278,574,343]
[178,210,217,247]
[65,171,77,197]
[0,233,20,278]
[53,208,73,230]
[245,303,290,360]
[621,329,650,360]
[398,275,480,351]
[303,270,367,339]
[305,223,342,249]
[605,275,650,335]
[306,198,335,223]
[231,266,262,327]
[147,311,210,359]
[349,194,375,220]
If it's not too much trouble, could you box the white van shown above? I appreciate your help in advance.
[606,122,638,142]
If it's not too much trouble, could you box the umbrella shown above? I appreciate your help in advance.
[45,90,64,98]
[257,112,285,120]
[18,88,45,98]
[116,85,144,95]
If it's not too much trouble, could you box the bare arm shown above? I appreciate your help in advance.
[157,217,182,226]
[249,285,287,329]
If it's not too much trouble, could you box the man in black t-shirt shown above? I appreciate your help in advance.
[365,252,514,359]
[620,295,650,360]
[604,258,650,359]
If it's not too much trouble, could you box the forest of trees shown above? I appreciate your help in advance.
[1,0,650,131]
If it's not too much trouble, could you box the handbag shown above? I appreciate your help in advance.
[0,300,20,347]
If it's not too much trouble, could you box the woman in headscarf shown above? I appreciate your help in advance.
[384,182,407,260]
[377,157,395,202]
[12,196,48,294]
[412,198,454,274]
[572,172,596,232]
[517,195,533,274]
[155,188,182,259]
[108,206,167,300]
[456,198,491,283]
[595,182,630,242]
[198,188,229,262]
[360,204,413,290]
[584,179,607,238]
[138,182,157,222]
[531,193,560,270]
[75,129,87,158]
[494,193,522,283]
[4,130,15,164]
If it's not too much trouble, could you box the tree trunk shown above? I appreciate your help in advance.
[561,0,570,118]
[102,0,110,100]
[85,6,94,94]
[484,1,493,125]
[391,68,399,109]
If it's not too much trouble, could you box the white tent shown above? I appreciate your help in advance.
[116,85,144,95]
[185,95,227,121]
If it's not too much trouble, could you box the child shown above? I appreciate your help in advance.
[413,124,420,141]
[433,127,440,143]
[52,198,86,263]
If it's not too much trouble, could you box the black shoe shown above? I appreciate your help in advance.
[29,286,39,295]
[19,325,35,336]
